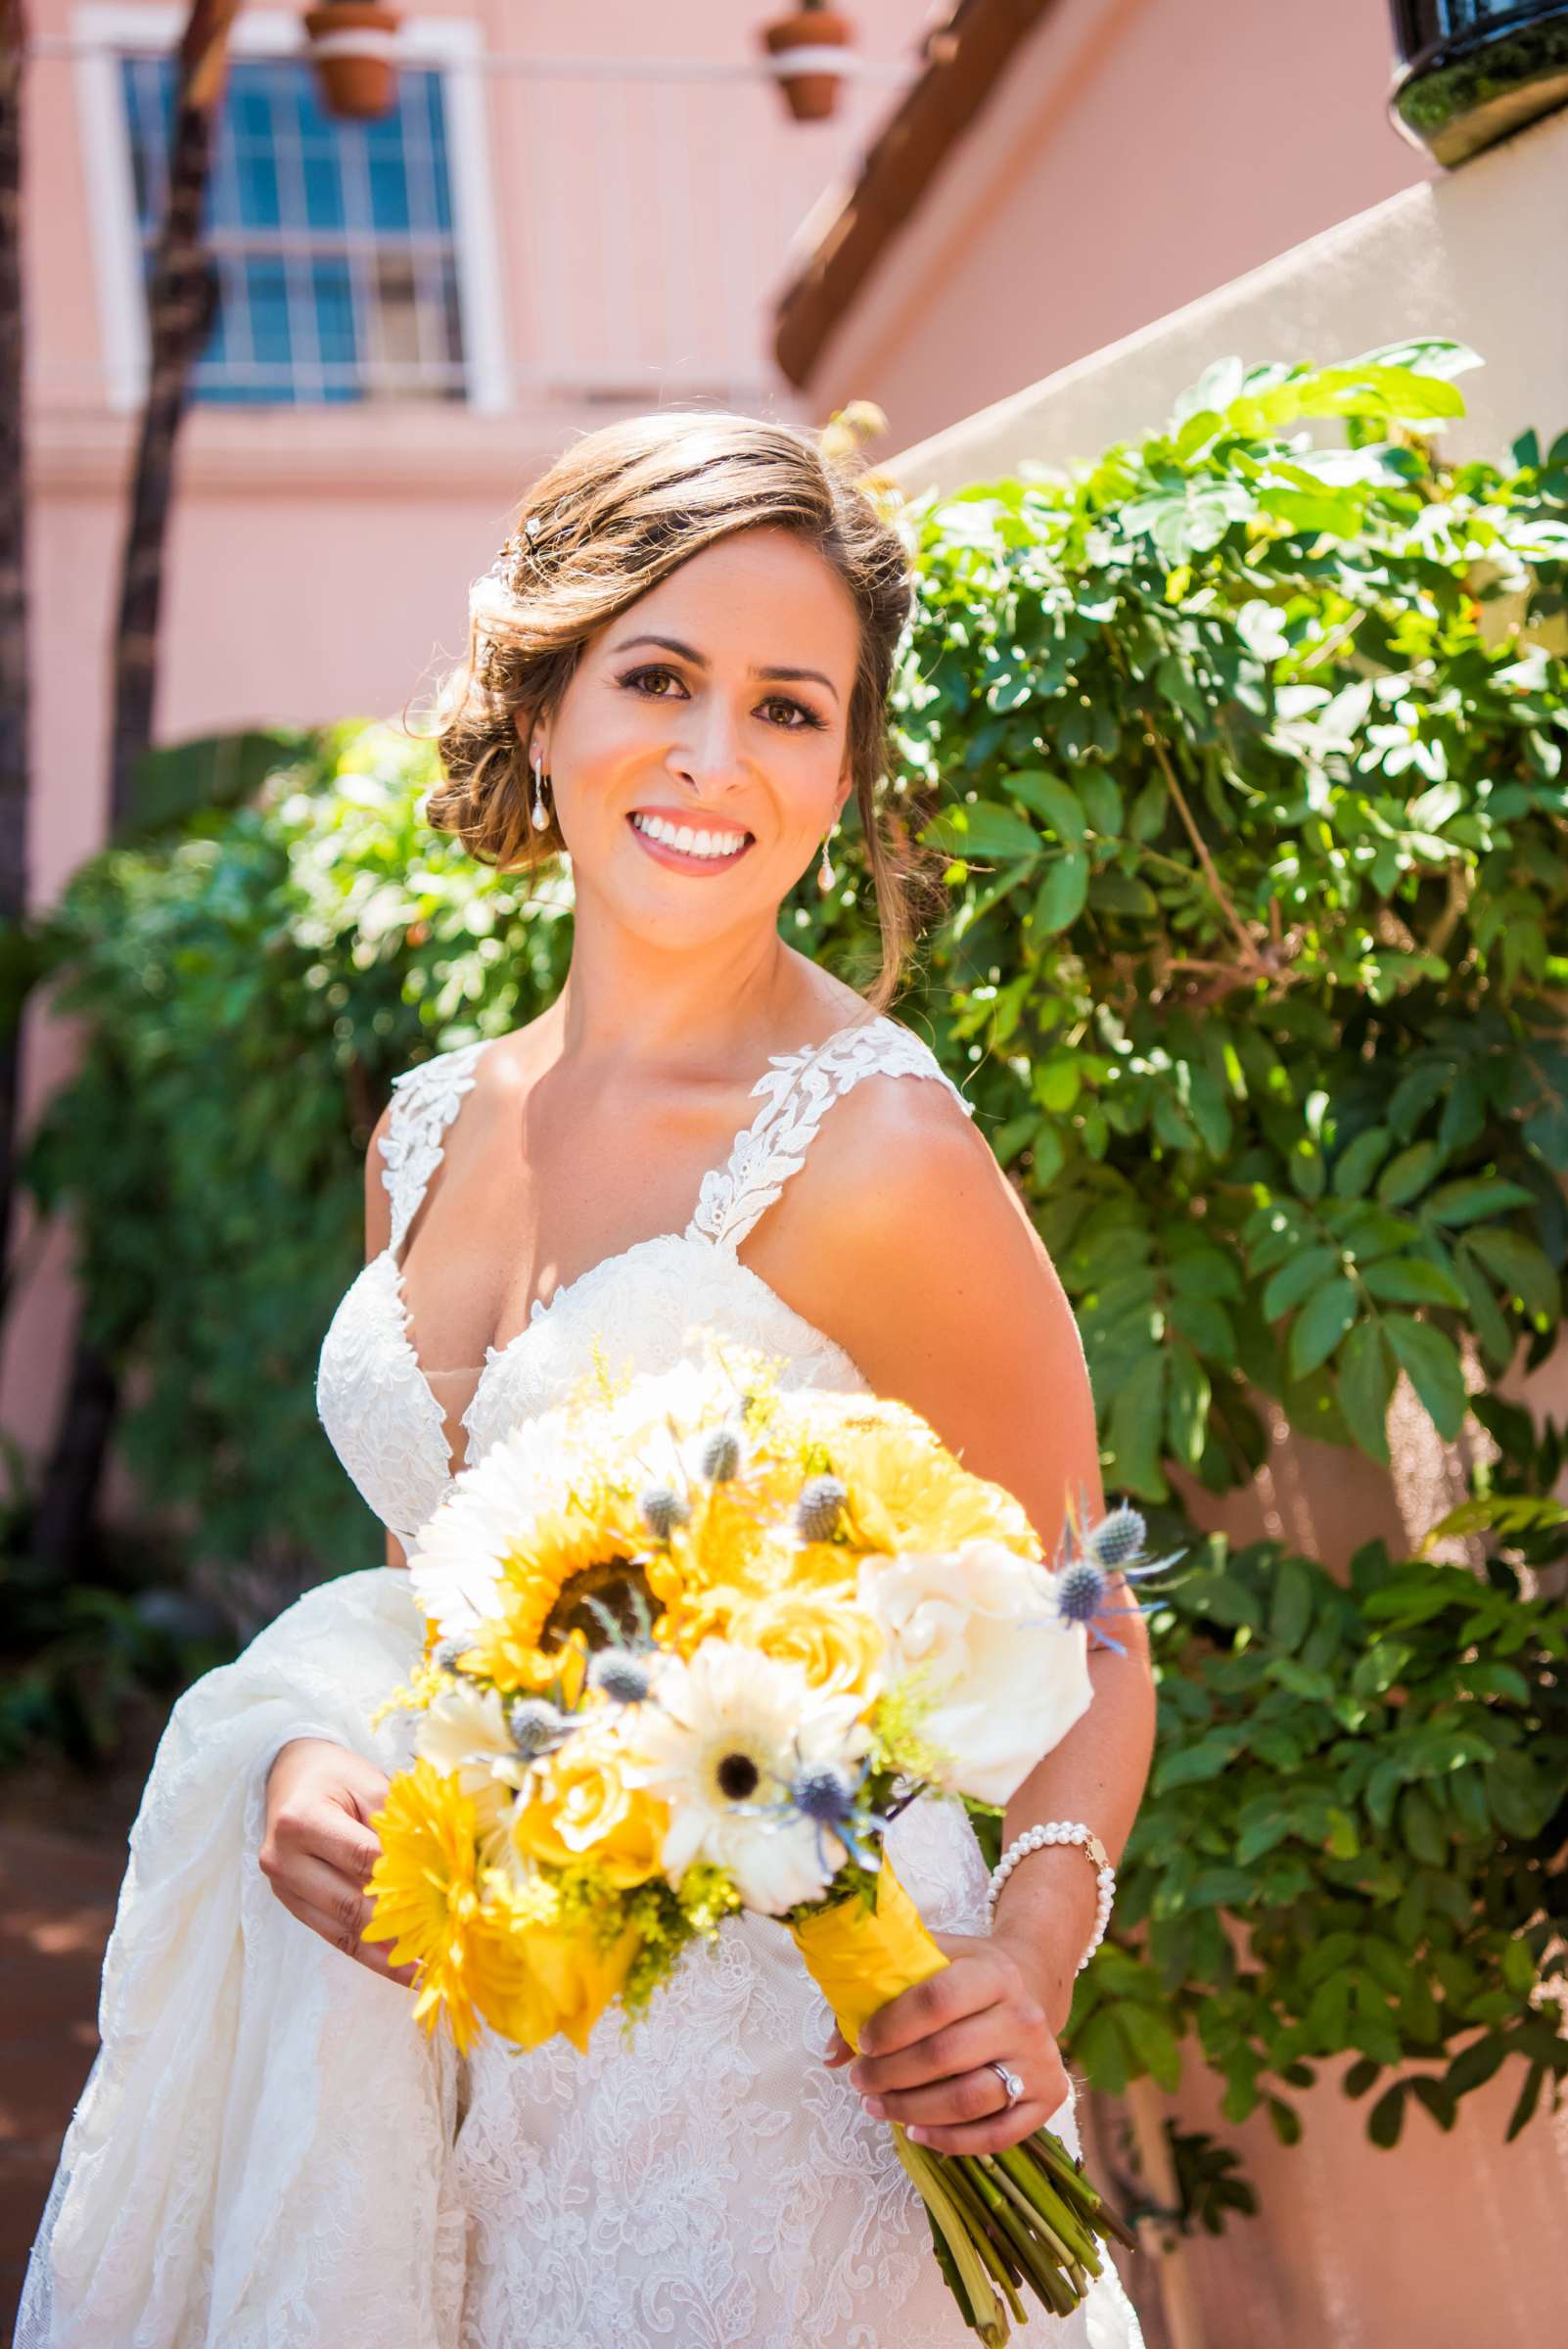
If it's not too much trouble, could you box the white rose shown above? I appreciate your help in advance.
[857,1539,1092,1805]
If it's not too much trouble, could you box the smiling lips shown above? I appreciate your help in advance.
[627,808,755,874]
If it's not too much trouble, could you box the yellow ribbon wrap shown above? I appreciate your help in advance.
[788,1854,948,2052]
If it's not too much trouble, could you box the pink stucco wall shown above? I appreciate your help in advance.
[12,0,930,1451]
[806,0,1435,449]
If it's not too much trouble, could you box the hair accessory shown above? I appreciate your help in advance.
[987,2058,1025,2110]
[986,1820,1115,1974]
[530,752,550,832]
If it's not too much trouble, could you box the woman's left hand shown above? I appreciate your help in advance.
[821,1925,1070,2153]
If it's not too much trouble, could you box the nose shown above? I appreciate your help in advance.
[668,696,749,799]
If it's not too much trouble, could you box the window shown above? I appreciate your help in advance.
[75,7,509,410]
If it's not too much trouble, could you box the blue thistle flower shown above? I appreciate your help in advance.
[639,1483,691,1541]
[1089,1503,1147,1569]
[589,1649,653,1707]
[698,1423,744,1483]
[785,1755,886,1878]
[1056,1557,1109,1628]
[432,1637,469,1675]
[507,1697,575,1757]
[796,1474,848,1544]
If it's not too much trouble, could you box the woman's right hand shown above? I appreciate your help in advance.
[259,1736,418,1987]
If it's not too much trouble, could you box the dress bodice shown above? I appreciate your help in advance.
[314,1011,977,1546]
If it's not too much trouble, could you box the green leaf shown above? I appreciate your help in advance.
[1288,1276,1359,1378]
[1002,769,1087,844]
[1337,1319,1395,1463]
[926,802,1041,862]
[1358,1257,1467,1309]
[1072,2005,1130,2096]
[1029,850,1090,937]
[1263,1244,1340,1320]
[1465,1227,1562,1321]
[1268,1557,1314,1652]
[1376,1141,1443,1208]
[1368,2082,1407,2147]
[1383,1314,1468,1442]
[1116,2001,1183,2091]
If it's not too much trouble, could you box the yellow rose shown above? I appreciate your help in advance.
[471,1897,639,2055]
[511,1727,668,1890]
[725,1588,884,1703]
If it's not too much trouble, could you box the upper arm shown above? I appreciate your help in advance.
[786,1077,1108,1571]
[364,1100,405,1567]
[365,1099,393,1265]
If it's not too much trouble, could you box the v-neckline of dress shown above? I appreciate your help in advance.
[383,1011,883,1484]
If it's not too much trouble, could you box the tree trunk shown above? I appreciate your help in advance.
[0,0,31,1298]
[30,0,239,1583]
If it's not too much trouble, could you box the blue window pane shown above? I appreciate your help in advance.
[311,257,362,403]
[364,114,411,233]
[120,48,464,405]
[245,254,294,394]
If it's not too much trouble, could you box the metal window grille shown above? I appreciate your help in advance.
[119,49,468,404]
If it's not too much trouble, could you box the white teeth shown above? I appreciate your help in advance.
[632,812,749,860]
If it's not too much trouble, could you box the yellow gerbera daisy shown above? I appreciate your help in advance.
[361,1758,486,2053]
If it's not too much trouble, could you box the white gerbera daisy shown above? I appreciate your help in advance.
[414,1682,527,1824]
[406,1405,578,1638]
[624,1640,872,1915]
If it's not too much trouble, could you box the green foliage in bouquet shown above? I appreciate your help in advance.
[12,341,1568,2188]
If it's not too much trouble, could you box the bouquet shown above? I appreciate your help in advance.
[363,1335,1167,2341]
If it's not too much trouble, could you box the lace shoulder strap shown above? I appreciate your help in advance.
[685,1013,975,1255]
[380,1037,493,1256]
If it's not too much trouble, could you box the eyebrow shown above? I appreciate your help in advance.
[609,633,841,704]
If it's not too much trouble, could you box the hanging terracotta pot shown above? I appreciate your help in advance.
[302,0,403,122]
[760,7,855,123]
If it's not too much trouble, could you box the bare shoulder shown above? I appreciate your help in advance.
[801,1049,1043,1301]
[761,1041,1101,1536]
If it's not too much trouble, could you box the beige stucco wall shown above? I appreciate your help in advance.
[891,94,1568,497]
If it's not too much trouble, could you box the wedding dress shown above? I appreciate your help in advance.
[16,1010,1145,2349]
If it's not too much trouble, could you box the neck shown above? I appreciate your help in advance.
[545,897,815,1079]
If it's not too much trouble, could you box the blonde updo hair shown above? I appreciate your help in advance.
[422,410,931,1015]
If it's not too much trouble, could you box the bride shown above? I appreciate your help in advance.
[18,412,1152,2346]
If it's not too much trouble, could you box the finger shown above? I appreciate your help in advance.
[821,2025,853,2067]
[849,2002,1012,2096]
[277,1890,419,1987]
[857,1953,1008,2060]
[268,1848,380,1942]
[903,2099,1052,2156]
[869,2060,1025,2133]
[272,1798,384,1884]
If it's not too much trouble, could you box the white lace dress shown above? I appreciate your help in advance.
[16,1012,1145,2349]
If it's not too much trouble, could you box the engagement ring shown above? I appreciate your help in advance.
[987,2060,1025,2109]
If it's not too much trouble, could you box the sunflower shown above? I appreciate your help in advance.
[361,1758,486,2053]
[460,1485,676,1693]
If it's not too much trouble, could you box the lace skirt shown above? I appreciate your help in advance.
[448,1796,1146,2349]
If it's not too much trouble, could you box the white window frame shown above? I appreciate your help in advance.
[71,2,511,413]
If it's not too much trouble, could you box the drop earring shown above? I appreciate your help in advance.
[530,750,550,832]
[817,822,836,894]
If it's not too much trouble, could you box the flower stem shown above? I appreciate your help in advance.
[893,2130,1008,2346]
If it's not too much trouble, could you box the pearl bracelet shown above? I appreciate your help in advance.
[985,1820,1116,1973]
